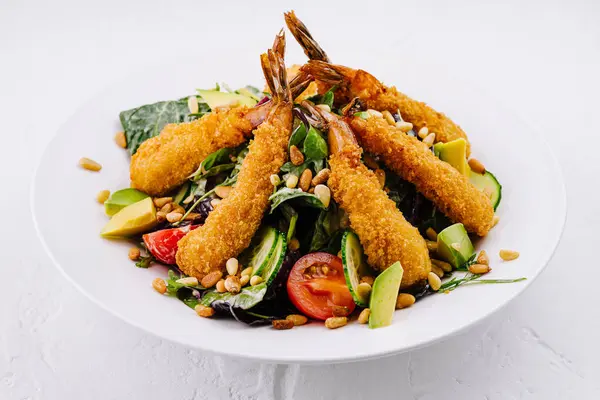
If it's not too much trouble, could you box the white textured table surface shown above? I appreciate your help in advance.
[2,0,599,398]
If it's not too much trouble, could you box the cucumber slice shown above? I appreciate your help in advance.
[341,230,371,307]
[255,231,287,286]
[469,170,502,211]
[246,227,278,277]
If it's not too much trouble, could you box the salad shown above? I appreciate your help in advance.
[86,11,524,330]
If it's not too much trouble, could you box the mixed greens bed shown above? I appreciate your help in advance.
[98,83,523,329]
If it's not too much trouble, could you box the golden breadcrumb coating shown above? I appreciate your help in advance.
[350,116,494,236]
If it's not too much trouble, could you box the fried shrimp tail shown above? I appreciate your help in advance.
[349,114,494,236]
[284,11,330,62]
[302,101,431,288]
[176,35,293,278]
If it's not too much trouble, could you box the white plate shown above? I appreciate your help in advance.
[31,53,566,364]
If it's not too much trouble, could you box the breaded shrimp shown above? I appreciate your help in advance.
[303,101,431,288]
[285,10,471,154]
[349,114,494,236]
[176,36,293,279]
[130,33,311,196]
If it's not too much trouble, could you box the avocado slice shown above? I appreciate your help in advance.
[104,188,149,216]
[433,138,469,176]
[197,89,257,110]
[369,261,404,329]
[436,223,475,268]
[101,197,157,238]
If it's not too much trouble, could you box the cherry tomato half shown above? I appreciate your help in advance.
[142,225,199,265]
[287,252,356,320]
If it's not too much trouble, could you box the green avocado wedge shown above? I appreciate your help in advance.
[104,188,149,216]
[369,261,404,329]
[436,223,475,268]
[101,197,157,238]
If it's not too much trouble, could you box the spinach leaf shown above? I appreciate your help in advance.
[309,202,344,252]
[320,90,334,109]
[201,283,267,309]
[269,188,326,214]
[280,158,325,177]
[303,126,328,161]
[120,96,209,155]
[289,123,308,149]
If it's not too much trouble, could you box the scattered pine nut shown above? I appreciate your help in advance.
[241,267,254,277]
[187,95,199,114]
[476,250,489,266]
[374,169,386,189]
[250,275,263,286]
[166,212,183,223]
[210,198,221,208]
[360,275,374,286]
[128,247,141,261]
[451,242,462,251]
[428,272,442,291]
[396,293,416,309]
[79,157,102,172]
[356,282,372,299]
[216,279,227,293]
[432,259,453,273]
[499,249,520,261]
[114,131,127,148]
[358,308,371,324]
[194,304,215,318]
[201,271,223,288]
[225,275,242,293]
[431,265,444,278]
[156,211,167,222]
[152,278,167,294]
[426,227,438,241]
[286,314,308,326]
[215,185,233,199]
[286,175,299,189]
[290,145,305,166]
[396,121,413,132]
[492,215,500,228]
[172,205,185,214]
[311,168,331,186]
[325,316,348,329]
[314,184,331,207]
[367,109,383,118]
[417,127,429,139]
[176,276,199,286]
[226,258,239,276]
[422,132,436,147]
[468,264,491,274]
[239,274,250,287]
[184,212,201,221]
[426,240,438,252]
[153,197,172,208]
[96,190,110,204]
[183,193,195,204]
[332,305,350,317]
[468,158,486,174]
[272,319,294,330]
[160,203,173,214]
[382,110,396,125]
[299,168,313,192]
[289,238,300,251]
[270,174,281,186]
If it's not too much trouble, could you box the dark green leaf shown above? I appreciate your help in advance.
[269,188,326,213]
[309,202,344,252]
[303,126,328,161]
[201,283,267,310]
[173,182,190,205]
[320,90,334,109]
[289,123,308,149]
[135,254,154,268]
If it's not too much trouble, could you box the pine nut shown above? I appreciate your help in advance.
[160,203,173,213]
[314,184,331,207]
[128,247,141,261]
[184,212,201,221]
[153,197,173,208]
[451,242,461,251]
[417,127,429,139]
[225,275,242,293]
[468,264,491,274]
[316,104,331,112]
[270,174,281,186]
[272,319,294,330]
[310,168,330,186]
[156,211,167,222]
[431,265,444,278]
[396,293,416,309]
[325,316,347,329]
[374,169,386,189]
[225,258,239,276]
[152,278,167,294]
[173,205,185,214]
[367,109,383,118]
[215,185,233,199]
[468,158,486,174]
[286,175,299,189]
[188,95,199,114]
[290,145,305,166]
[286,314,308,326]
[492,215,500,228]
[426,227,438,241]
[358,308,371,324]
[79,157,102,172]
[114,131,127,148]
[216,279,227,293]
[499,249,520,261]
[176,276,199,286]
[363,154,379,169]
[194,304,215,318]
[289,238,300,251]
[360,275,374,286]
[210,198,221,208]
[250,275,263,286]
[426,240,438,252]
[432,259,453,273]
[183,193,195,204]
[201,271,222,288]
[476,250,489,265]
[422,132,436,147]
[428,272,442,291]
[356,282,372,299]
[239,274,250,286]
[332,305,350,317]
[382,110,396,126]
[396,121,413,132]
[241,267,254,276]
[96,190,110,204]
[166,212,183,223]
[299,168,313,192]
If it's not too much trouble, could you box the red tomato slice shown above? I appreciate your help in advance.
[142,225,199,265]
[287,252,356,320]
